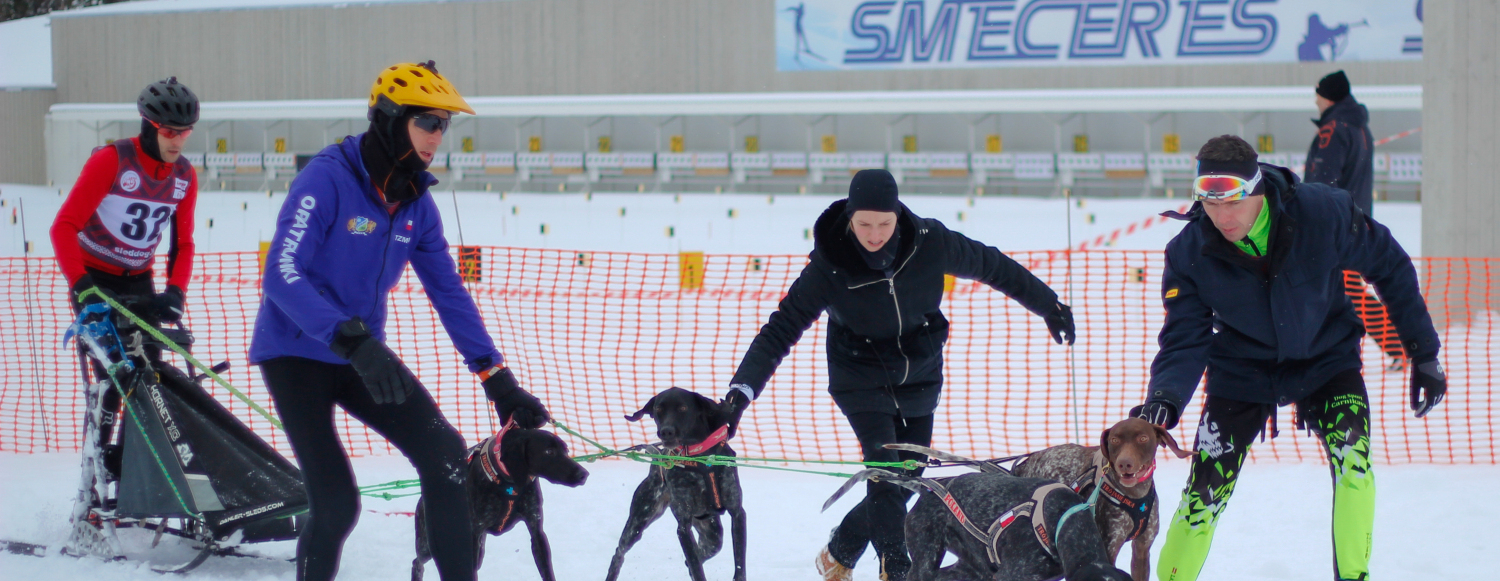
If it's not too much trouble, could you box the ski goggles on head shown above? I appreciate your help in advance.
[1192,169,1262,201]
[148,119,193,140]
[410,112,451,135]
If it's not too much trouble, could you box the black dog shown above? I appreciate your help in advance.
[827,469,1131,581]
[412,427,589,581]
[606,387,747,581]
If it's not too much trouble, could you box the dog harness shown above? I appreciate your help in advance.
[913,475,1074,565]
[654,425,734,512]
[471,421,534,534]
[1067,451,1158,542]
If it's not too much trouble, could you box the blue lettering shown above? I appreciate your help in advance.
[1013,0,1080,59]
[1126,0,1169,57]
[1177,0,1277,56]
[845,1,898,63]
[1068,1,1122,58]
[886,0,967,62]
[965,1,1017,60]
[1070,0,1169,57]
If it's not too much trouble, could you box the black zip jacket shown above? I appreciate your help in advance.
[1146,164,1439,411]
[730,199,1059,416]
[1304,96,1376,216]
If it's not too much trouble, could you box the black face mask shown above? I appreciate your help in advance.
[139,119,165,164]
[360,109,431,204]
[851,217,901,272]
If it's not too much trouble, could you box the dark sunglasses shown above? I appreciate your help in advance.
[148,119,193,139]
[411,112,451,135]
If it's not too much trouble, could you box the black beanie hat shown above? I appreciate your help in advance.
[847,169,900,213]
[1316,70,1350,102]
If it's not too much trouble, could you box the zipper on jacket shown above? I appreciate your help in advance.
[366,205,402,323]
[889,279,910,385]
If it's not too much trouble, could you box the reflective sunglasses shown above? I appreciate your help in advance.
[411,112,451,135]
[1192,169,1262,201]
[148,119,193,139]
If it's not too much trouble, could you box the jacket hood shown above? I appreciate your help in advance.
[331,133,439,205]
[1163,162,1300,222]
[1314,95,1369,127]
[813,198,919,273]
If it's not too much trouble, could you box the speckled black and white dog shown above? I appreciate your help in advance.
[1012,417,1190,581]
[605,387,747,581]
[826,468,1132,581]
[411,426,589,581]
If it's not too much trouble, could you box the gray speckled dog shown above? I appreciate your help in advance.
[605,388,747,581]
[1012,418,1190,581]
[824,468,1132,581]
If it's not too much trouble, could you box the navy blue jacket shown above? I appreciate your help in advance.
[1146,164,1438,410]
[731,199,1059,416]
[249,134,503,372]
[1304,96,1375,216]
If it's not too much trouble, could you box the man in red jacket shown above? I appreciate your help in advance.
[50,76,200,472]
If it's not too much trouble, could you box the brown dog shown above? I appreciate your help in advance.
[1011,418,1190,581]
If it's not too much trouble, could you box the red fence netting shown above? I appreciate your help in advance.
[0,250,1493,465]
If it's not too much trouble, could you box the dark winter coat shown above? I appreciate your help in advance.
[1304,96,1375,216]
[730,199,1059,416]
[1146,164,1439,412]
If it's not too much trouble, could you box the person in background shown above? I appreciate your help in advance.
[1305,69,1407,370]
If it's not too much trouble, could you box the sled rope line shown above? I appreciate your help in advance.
[552,421,920,474]
[79,288,284,431]
[357,421,926,498]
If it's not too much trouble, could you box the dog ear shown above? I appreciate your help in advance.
[1099,428,1112,457]
[624,394,657,422]
[1154,424,1192,459]
[694,392,724,428]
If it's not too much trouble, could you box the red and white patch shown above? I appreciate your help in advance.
[120,171,141,192]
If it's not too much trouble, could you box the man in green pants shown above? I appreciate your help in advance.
[1133,135,1447,581]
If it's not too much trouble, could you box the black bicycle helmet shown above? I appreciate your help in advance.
[137,77,199,126]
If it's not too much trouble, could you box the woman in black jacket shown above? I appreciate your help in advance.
[718,170,1074,581]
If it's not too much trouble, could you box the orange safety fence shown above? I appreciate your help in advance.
[0,250,1494,465]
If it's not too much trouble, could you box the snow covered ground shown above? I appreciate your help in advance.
[2,452,1496,581]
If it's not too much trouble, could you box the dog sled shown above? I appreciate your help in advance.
[4,299,309,573]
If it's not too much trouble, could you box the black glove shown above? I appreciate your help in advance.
[328,317,417,405]
[1131,401,1180,430]
[151,286,186,323]
[720,386,752,439]
[1042,301,1076,345]
[70,274,118,309]
[481,367,549,428]
[1410,359,1446,418]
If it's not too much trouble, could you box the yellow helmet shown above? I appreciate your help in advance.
[368,61,475,116]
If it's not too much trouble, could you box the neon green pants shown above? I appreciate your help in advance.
[1158,370,1375,581]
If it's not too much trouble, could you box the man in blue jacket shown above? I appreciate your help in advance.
[1134,135,1446,581]
[250,62,548,581]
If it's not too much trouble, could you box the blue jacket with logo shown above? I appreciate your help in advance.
[249,134,503,372]
[1146,164,1439,410]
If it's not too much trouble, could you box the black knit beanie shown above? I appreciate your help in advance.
[1316,70,1350,102]
[847,169,900,213]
